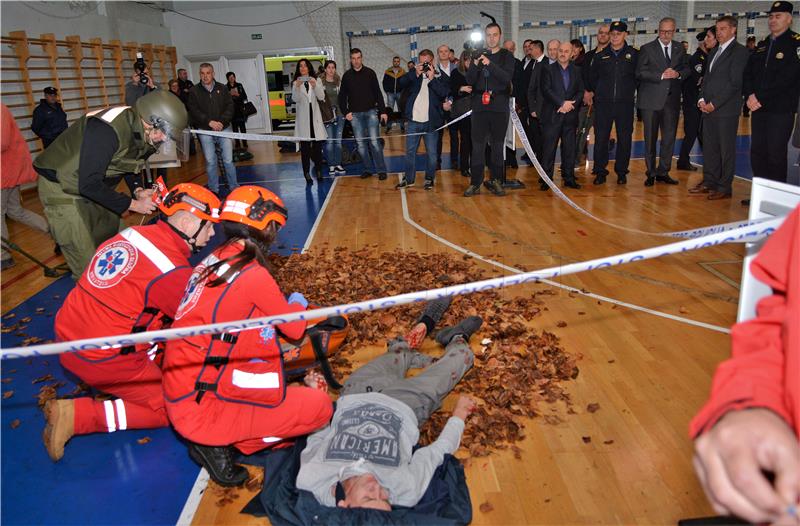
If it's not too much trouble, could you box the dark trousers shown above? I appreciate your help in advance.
[455,118,472,171]
[231,119,248,149]
[641,103,679,176]
[542,117,578,182]
[437,114,459,167]
[593,101,634,176]
[751,111,795,183]
[299,141,323,175]
[529,115,544,161]
[678,100,702,164]
[470,111,509,186]
[701,114,739,193]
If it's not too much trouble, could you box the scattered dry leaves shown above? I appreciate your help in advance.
[32,374,55,384]
[587,403,601,413]
[3,390,14,399]
[479,501,494,513]
[137,437,152,445]
[10,419,20,429]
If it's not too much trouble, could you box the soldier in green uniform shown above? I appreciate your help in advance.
[743,0,800,196]
[33,90,188,277]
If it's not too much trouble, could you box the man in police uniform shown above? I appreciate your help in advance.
[743,0,800,204]
[589,21,639,185]
[678,27,717,171]
[33,90,188,277]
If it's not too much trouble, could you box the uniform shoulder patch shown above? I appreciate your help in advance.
[87,240,138,289]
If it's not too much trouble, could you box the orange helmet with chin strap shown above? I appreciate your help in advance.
[219,186,287,230]
[157,183,220,253]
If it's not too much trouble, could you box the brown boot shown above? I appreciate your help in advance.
[43,399,75,462]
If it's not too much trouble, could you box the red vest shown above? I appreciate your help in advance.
[54,221,191,362]
[163,244,305,408]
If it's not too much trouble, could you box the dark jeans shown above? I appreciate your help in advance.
[350,110,387,174]
[231,119,248,149]
[437,113,459,167]
[470,111,509,186]
[324,115,345,166]
[405,120,438,183]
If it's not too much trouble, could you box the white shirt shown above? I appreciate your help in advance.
[708,37,734,71]
[438,61,452,76]
[523,56,533,69]
[412,76,430,123]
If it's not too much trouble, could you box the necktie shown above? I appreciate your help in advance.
[664,45,670,66]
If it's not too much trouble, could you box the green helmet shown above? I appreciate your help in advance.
[134,89,188,142]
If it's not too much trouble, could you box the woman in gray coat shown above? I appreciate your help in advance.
[291,59,327,184]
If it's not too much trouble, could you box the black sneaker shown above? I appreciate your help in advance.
[617,174,627,185]
[378,172,388,181]
[435,316,483,346]
[424,180,434,190]
[487,179,506,196]
[593,174,607,185]
[188,443,249,487]
[463,185,481,197]
[360,172,373,179]
[564,180,581,189]
[395,179,415,189]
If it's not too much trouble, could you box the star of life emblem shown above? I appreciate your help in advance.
[87,240,138,288]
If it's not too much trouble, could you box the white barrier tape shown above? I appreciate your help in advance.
[507,106,770,241]
[192,110,473,143]
[0,216,783,360]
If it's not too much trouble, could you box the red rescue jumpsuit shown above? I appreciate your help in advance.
[163,243,333,454]
[55,221,192,435]
[691,205,799,437]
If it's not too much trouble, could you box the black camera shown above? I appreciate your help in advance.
[421,62,432,73]
[134,52,149,86]
[463,39,488,62]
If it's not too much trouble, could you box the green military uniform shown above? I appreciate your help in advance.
[34,106,156,277]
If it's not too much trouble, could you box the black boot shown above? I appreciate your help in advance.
[188,443,249,487]
[435,316,483,346]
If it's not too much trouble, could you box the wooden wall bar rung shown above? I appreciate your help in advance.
[2,30,177,155]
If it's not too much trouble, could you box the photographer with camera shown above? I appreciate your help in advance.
[394,49,451,191]
[463,22,516,197]
[125,53,158,107]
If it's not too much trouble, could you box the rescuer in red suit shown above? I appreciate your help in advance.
[162,185,333,487]
[690,205,799,525]
[43,183,220,462]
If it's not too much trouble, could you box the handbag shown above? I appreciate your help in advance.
[243,101,257,118]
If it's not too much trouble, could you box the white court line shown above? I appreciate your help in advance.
[175,469,210,526]
[175,178,340,525]
[398,179,730,334]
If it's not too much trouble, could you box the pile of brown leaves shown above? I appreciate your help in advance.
[270,247,580,457]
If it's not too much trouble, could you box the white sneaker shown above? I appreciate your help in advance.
[335,165,346,174]
[329,166,336,175]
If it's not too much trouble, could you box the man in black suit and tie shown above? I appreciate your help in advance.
[540,41,585,190]
[636,17,690,187]
[696,15,750,200]
[525,40,547,163]
[516,39,537,164]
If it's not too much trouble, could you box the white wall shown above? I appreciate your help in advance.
[0,1,171,45]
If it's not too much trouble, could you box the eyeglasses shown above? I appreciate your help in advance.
[659,29,675,34]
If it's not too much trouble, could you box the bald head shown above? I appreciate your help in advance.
[503,40,516,54]
[546,39,560,61]
[557,41,573,66]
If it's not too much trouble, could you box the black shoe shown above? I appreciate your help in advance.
[463,185,481,197]
[304,173,313,186]
[424,179,434,191]
[741,199,751,206]
[360,172,373,179]
[486,179,506,196]
[539,182,550,191]
[617,174,627,185]
[460,169,471,178]
[378,172,387,181]
[593,174,607,185]
[395,179,414,189]
[435,316,483,346]
[676,162,697,171]
[656,174,678,185]
[188,444,249,488]
[564,180,581,189]
[644,177,655,187]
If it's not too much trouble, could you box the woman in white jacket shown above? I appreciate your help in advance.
[291,59,327,185]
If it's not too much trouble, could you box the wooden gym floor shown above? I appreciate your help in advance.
[1,116,770,524]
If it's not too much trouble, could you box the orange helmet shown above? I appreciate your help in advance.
[219,186,287,230]
[158,183,220,222]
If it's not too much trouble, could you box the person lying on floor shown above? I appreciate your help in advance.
[295,314,482,510]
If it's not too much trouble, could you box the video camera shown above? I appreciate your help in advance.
[134,52,149,86]
[462,11,496,62]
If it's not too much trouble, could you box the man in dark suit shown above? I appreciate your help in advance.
[525,40,547,163]
[504,39,521,168]
[678,27,716,171]
[695,15,750,200]
[636,17,690,186]
[517,39,537,164]
[435,44,459,170]
[540,41,585,190]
